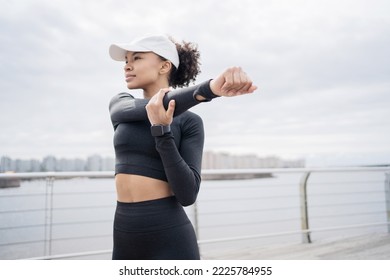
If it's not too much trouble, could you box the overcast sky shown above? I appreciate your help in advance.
[1,0,389,167]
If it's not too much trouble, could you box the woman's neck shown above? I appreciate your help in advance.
[143,80,170,99]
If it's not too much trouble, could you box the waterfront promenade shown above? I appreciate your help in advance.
[204,233,390,260]
[29,233,389,260]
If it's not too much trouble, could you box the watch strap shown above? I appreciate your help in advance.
[151,124,171,137]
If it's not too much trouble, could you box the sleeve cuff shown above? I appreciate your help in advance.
[193,80,220,102]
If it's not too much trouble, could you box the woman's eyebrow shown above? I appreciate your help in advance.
[126,52,142,59]
[133,52,147,56]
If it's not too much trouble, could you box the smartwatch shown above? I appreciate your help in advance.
[150,124,171,137]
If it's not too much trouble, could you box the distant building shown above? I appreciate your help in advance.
[85,155,115,171]
[86,154,102,171]
[42,156,57,171]
[57,158,86,172]
[0,156,13,172]
[202,151,305,169]
[102,157,115,171]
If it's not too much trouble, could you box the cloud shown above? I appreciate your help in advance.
[1,0,389,166]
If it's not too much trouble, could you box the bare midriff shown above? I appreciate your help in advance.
[115,173,173,202]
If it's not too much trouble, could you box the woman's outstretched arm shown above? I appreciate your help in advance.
[110,67,257,129]
[145,67,257,126]
[109,81,218,129]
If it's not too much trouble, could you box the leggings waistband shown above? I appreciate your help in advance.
[116,196,177,208]
[114,196,190,233]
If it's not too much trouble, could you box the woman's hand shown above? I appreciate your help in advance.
[145,88,175,125]
[210,67,257,97]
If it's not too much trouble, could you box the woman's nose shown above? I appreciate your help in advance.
[124,63,133,71]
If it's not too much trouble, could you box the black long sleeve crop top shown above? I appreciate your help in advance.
[109,81,219,206]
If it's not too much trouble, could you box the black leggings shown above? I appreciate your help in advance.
[112,196,200,260]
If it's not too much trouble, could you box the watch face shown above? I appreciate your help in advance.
[151,125,164,136]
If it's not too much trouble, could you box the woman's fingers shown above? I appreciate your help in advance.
[146,88,174,125]
[151,88,168,104]
[166,100,176,119]
[218,67,257,96]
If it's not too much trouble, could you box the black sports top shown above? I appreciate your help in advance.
[109,80,219,206]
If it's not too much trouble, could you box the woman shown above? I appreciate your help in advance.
[108,34,256,260]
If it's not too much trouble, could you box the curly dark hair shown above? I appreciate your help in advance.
[166,38,201,88]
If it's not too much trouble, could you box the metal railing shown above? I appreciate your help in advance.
[1,167,389,259]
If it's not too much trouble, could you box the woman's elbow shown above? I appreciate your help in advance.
[177,185,199,207]
[178,193,198,207]
[172,170,201,206]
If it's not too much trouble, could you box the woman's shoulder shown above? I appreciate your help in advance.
[178,110,203,123]
[109,92,139,109]
[110,92,135,101]
[172,111,204,138]
[174,111,204,133]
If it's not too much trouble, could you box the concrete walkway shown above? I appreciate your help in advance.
[203,233,390,260]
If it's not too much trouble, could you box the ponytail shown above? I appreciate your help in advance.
[168,38,201,88]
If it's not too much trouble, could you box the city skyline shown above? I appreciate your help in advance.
[0,151,306,173]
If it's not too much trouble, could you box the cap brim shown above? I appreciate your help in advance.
[109,43,150,61]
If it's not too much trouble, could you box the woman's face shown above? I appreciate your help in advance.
[124,51,166,90]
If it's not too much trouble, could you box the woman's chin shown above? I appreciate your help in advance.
[126,82,137,89]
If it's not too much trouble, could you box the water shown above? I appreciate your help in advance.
[0,171,388,259]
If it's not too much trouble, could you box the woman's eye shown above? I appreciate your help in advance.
[134,56,141,60]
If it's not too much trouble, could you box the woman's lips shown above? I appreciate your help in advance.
[125,75,136,82]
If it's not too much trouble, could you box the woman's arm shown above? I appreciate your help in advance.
[109,81,218,129]
[145,67,257,126]
[154,115,204,206]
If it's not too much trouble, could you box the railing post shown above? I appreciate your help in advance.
[44,176,54,257]
[299,172,311,243]
[193,200,200,238]
[385,172,390,233]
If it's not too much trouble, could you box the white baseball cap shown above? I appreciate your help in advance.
[109,34,180,68]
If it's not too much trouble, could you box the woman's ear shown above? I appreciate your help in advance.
[159,60,173,75]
